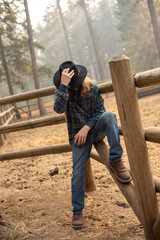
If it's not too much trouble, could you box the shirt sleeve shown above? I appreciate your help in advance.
[53,84,70,114]
[85,85,106,129]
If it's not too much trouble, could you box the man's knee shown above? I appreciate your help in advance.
[101,111,116,126]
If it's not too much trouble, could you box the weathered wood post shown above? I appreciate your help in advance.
[109,55,159,240]
[10,104,15,123]
[85,158,96,192]
[5,105,9,121]
[0,108,4,146]
[27,100,32,117]
[0,106,6,140]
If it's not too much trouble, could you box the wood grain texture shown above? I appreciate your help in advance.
[135,68,160,88]
[0,144,72,161]
[85,158,96,192]
[93,140,141,222]
[109,55,159,240]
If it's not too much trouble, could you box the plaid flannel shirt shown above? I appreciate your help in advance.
[53,83,106,144]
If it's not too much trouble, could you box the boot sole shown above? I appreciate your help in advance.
[72,224,84,229]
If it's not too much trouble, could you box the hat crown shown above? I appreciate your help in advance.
[53,61,87,90]
[59,61,79,76]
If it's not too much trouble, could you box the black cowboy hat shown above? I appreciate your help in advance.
[53,61,87,90]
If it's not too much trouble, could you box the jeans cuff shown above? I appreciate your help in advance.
[109,158,121,162]
[73,210,82,214]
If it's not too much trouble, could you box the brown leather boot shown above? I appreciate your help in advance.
[72,213,84,229]
[109,160,132,183]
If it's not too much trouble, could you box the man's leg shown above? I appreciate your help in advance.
[71,133,93,228]
[93,111,131,183]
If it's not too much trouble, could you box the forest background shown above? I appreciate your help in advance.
[0,0,160,100]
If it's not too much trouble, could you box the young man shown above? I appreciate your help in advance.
[53,61,132,229]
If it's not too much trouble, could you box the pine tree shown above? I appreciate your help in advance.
[0,0,24,118]
[77,0,105,82]
[147,0,160,61]
[0,1,31,84]
[24,0,46,116]
[114,0,159,72]
[57,0,73,61]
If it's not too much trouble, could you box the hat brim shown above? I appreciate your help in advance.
[53,65,87,90]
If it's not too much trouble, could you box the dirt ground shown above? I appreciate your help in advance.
[0,93,160,240]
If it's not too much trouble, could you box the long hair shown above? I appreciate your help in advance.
[80,77,94,98]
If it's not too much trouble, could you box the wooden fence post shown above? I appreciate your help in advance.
[109,55,159,240]
[85,158,96,192]
[10,104,14,123]
[27,100,32,117]
[0,106,6,140]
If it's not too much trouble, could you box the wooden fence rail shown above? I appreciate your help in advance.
[0,67,160,106]
[0,105,15,145]
[0,106,14,117]
[17,98,54,117]
[0,114,159,144]
[134,67,160,87]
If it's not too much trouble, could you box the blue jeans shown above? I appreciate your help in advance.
[71,111,123,214]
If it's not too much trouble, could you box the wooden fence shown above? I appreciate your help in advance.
[17,97,54,117]
[109,56,160,240]
[17,86,160,117]
[0,104,16,146]
[0,55,160,239]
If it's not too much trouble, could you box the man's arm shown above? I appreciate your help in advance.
[74,85,105,146]
[74,125,91,146]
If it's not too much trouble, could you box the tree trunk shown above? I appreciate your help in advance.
[79,0,105,82]
[147,0,160,61]
[0,35,21,119]
[88,44,99,81]
[24,0,46,116]
[57,0,73,61]
[105,0,119,55]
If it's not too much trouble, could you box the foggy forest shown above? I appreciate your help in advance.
[0,0,160,97]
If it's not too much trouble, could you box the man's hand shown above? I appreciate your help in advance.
[74,125,91,146]
[61,68,75,86]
